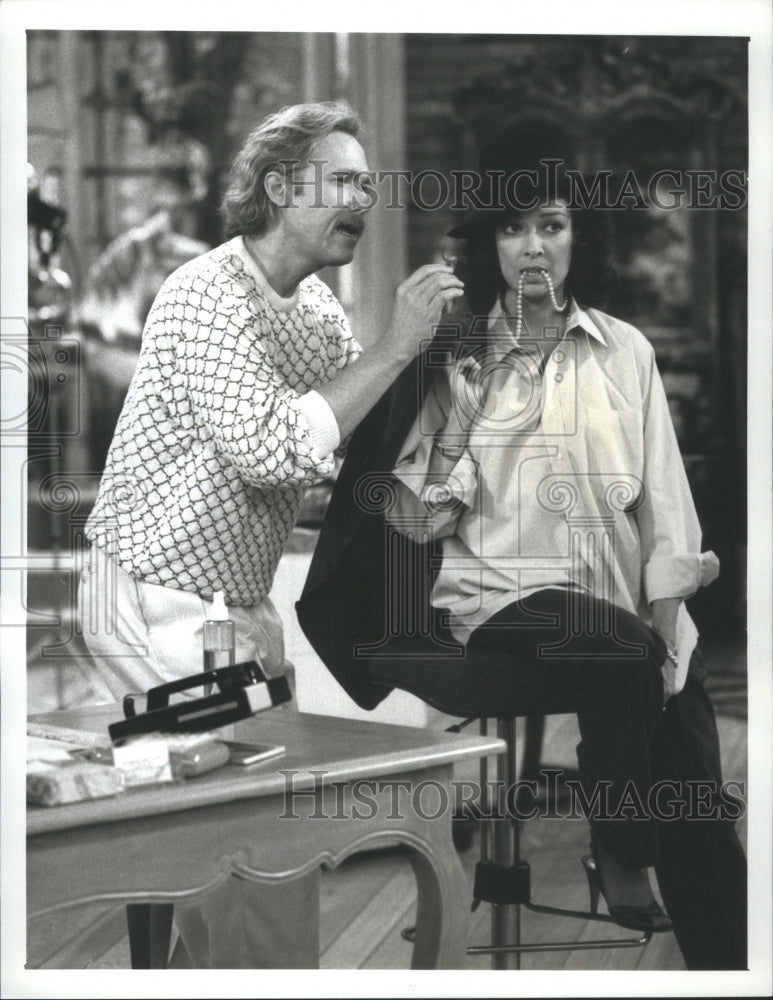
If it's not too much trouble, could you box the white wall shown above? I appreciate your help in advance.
[270,549,433,728]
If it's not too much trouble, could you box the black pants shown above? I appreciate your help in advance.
[466,588,747,970]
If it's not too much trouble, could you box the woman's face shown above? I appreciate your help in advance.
[495,201,573,305]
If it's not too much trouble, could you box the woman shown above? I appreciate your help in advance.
[383,130,747,968]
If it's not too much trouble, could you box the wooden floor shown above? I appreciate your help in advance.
[26,711,747,971]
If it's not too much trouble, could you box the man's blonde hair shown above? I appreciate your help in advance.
[221,101,361,238]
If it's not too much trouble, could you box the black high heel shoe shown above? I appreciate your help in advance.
[581,841,673,934]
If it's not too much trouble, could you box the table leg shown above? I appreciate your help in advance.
[407,845,469,969]
[126,903,174,968]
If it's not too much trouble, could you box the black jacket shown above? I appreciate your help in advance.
[295,314,480,710]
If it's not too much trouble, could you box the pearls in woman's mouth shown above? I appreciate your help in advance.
[513,269,567,339]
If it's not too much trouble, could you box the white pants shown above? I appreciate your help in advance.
[76,544,288,702]
[76,545,318,968]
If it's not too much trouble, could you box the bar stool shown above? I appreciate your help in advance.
[364,635,658,970]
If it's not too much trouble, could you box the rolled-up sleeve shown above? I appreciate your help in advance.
[636,346,720,603]
[389,380,477,539]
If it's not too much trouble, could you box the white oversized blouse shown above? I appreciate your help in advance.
[389,298,719,691]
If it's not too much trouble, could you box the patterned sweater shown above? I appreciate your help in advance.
[86,237,361,605]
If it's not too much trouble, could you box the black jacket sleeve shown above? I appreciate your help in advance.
[295,311,478,710]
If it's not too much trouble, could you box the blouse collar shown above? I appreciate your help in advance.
[485,295,608,361]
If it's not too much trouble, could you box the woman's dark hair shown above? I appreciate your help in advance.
[456,206,617,320]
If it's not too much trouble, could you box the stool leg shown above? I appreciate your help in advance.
[520,715,545,782]
[491,717,520,970]
[479,718,490,863]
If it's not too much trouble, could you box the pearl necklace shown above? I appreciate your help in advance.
[512,269,568,340]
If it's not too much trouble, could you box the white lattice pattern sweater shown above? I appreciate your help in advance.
[86,237,361,605]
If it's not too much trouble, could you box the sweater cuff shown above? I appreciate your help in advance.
[297,390,340,461]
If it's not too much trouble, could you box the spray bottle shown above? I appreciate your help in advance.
[202,591,235,695]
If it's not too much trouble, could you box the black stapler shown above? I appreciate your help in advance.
[109,661,291,744]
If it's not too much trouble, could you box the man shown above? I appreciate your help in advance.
[78,101,463,967]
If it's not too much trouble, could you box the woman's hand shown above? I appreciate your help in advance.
[651,597,681,706]
[660,655,678,705]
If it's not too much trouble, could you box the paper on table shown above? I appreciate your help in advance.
[27,722,110,747]
[27,736,75,763]
[112,737,173,786]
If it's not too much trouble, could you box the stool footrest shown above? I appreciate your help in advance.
[473,860,531,905]
[467,929,652,955]
[401,923,652,953]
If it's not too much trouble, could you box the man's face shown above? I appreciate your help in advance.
[280,130,371,271]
